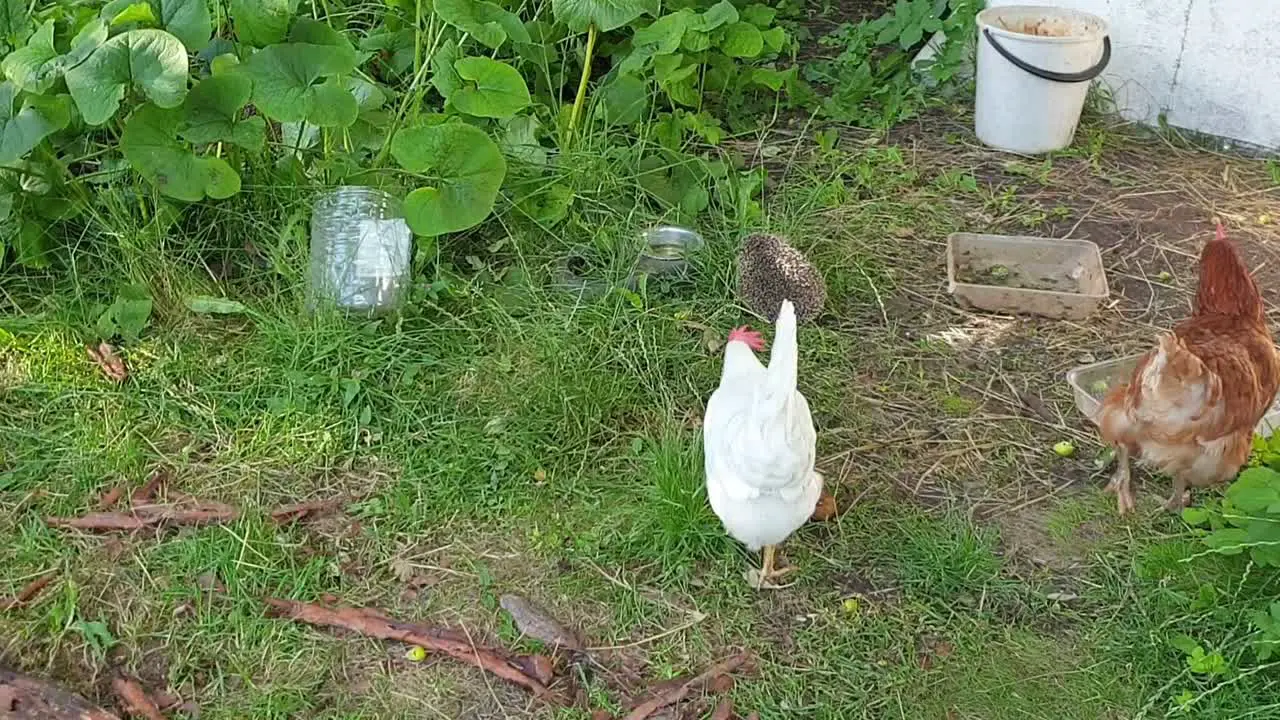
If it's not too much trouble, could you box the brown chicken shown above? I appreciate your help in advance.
[1096,223,1280,514]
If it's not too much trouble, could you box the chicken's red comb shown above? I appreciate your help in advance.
[727,326,766,352]
[1216,222,1227,242]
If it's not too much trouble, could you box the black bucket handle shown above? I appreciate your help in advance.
[983,27,1111,83]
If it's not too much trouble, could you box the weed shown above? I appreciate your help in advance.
[804,0,979,128]
[1,0,794,279]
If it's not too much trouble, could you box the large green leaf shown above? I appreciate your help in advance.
[180,72,265,150]
[103,0,158,27]
[230,0,298,47]
[653,53,698,106]
[186,295,249,314]
[306,76,359,127]
[597,73,647,125]
[97,284,153,341]
[2,20,108,95]
[430,38,462,99]
[13,221,50,268]
[287,16,356,53]
[517,183,573,225]
[391,123,506,236]
[742,3,776,27]
[1228,467,1280,514]
[500,114,545,165]
[1,0,31,41]
[762,26,787,53]
[65,29,189,125]
[451,57,530,119]
[719,21,763,58]
[514,19,561,67]
[433,0,530,50]
[551,0,657,33]
[638,151,709,219]
[121,103,241,201]
[699,0,737,31]
[1,21,57,93]
[1246,519,1280,566]
[0,82,71,165]
[632,10,694,53]
[244,40,359,125]
[157,0,213,51]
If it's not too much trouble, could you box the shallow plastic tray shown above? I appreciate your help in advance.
[946,232,1109,320]
[1066,354,1280,435]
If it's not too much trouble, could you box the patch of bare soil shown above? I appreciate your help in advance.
[813,112,1280,575]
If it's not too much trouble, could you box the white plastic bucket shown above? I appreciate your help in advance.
[975,5,1110,154]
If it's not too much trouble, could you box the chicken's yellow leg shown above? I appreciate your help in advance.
[761,545,776,581]
[1105,447,1136,515]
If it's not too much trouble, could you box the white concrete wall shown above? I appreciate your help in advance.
[985,0,1280,150]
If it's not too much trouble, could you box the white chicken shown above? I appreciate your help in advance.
[704,299,823,589]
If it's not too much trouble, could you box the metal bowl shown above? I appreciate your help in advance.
[635,225,704,276]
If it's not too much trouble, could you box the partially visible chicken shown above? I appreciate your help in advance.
[704,299,823,589]
[1097,223,1280,514]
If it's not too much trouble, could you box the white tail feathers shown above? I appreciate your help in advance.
[765,300,798,403]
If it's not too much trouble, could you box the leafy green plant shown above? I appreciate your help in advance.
[1184,466,1280,567]
[1252,602,1280,661]
[1,0,797,272]
[96,283,153,340]
[805,0,979,127]
[1171,634,1230,676]
[72,618,117,659]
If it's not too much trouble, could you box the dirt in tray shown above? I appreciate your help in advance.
[954,260,1083,293]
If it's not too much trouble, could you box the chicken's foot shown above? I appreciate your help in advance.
[1164,476,1191,512]
[745,545,796,590]
[1105,447,1136,515]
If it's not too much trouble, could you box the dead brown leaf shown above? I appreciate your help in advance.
[709,699,733,720]
[269,496,348,525]
[99,487,125,509]
[0,573,56,611]
[707,675,734,694]
[131,469,169,505]
[499,594,585,651]
[111,675,165,720]
[917,636,955,670]
[87,343,128,383]
[514,654,555,686]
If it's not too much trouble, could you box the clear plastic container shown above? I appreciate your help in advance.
[1066,353,1280,434]
[307,186,413,314]
[946,232,1109,320]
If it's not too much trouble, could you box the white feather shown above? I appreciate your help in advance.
[703,300,823,551]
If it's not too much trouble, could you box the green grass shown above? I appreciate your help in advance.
[5,122,1280,720]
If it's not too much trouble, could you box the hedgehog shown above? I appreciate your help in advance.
[736,233,827,323]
